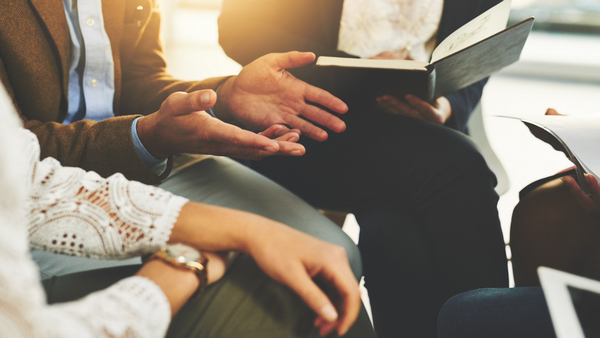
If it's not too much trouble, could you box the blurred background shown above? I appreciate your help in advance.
[157,0,600,287]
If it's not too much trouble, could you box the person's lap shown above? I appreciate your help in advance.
[437,287,556,338]
[42,255,375,338]
[249,106,508,337]
[36,156,373,337]
[32,156,361,280]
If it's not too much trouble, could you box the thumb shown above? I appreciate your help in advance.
[268,51,316,70]
[163,90,217,117]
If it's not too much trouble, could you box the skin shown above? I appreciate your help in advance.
[136,202,361,336]
[369,51,453,124]
[137,52,349,160]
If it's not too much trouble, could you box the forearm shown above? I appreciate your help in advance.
[24,117,165,184]
[168,202,265,254]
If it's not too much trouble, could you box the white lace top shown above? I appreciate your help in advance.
[338,0,444,62]
[0,87,189,337]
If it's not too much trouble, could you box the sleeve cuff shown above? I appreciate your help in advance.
[131,118,169,176]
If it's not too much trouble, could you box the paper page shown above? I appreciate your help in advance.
[431,0,512,63]
[497,112,600,180]
[316,57,428,71]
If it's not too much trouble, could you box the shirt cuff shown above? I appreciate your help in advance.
[131,118,169,176]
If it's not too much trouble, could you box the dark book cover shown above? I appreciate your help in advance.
[316,18,534,104]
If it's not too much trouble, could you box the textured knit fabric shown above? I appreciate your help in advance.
[338,0,443,61]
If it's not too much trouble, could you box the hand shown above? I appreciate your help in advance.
[562,174,600,214]
[169,203,361,336]
[369,51,401,60]
[246,223,361,337]
[137,90,305,160]
[376,94,452,124]
[215,52,349,141]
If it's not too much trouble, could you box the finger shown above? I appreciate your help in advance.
[405,95,443,124]
[318,320,338,337]
[282,114,329,141]
[207,121,280,153]
[285,270,339,325]
[275,131,300,143]
[545,108,563,116]
[320,272,361,336]
[302,85,349,116]
[163,90,217,117]
[585,174,600,211]
[377,96,422,120]
[298,103,347,134]
[268,51,317,70]
[562,176,598,213]
[258,125,289,139]
[274,140,305,156]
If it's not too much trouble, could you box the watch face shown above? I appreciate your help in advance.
[166,244,201,263]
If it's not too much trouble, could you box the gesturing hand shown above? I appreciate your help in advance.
[137,90,305,160]
[215,52,349,142]
[377,94,452,124]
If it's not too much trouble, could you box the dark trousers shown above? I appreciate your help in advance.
[40,157,376,338]
[249,105,509,338]
[437,287,555,338]
[43,256,375,338]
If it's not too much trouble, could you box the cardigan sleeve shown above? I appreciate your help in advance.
[444,78,488,132]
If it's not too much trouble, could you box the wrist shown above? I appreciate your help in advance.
[137,114,172,159]
[212,76,236,122]
[137,259,199,314]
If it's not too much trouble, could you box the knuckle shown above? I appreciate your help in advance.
[329,245,347,260]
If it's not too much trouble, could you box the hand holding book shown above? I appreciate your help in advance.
[367,51,453,124]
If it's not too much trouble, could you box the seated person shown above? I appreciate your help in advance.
[0,85,375,337]
[1,0,353,282]
[438,108,600,338]
[0,3,376,336]
[217,0,507,337]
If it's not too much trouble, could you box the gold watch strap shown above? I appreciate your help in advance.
[146,248,208,301]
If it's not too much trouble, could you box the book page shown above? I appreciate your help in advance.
[316,57,429,71]
[497,112,600,180]
[431,0,512,63]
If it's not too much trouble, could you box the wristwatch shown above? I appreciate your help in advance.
[146,243,208,301]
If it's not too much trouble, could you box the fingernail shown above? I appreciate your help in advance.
[264,146,277,152]
[201,91,212,104]
[291,149,303,156]
[320,305,338,322]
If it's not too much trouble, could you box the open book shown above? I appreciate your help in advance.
[500,113,600,194]
[316,0,534,102]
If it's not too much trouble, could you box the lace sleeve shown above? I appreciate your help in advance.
[0,211,171,338]
[0,87,173,337]
[21,130,189,259]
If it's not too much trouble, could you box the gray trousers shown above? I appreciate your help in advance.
[35,157,374,337]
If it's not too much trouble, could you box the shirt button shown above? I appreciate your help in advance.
[90,79,98,87]
[86,18,95,26]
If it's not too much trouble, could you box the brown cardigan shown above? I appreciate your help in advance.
[0,0,228,184]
